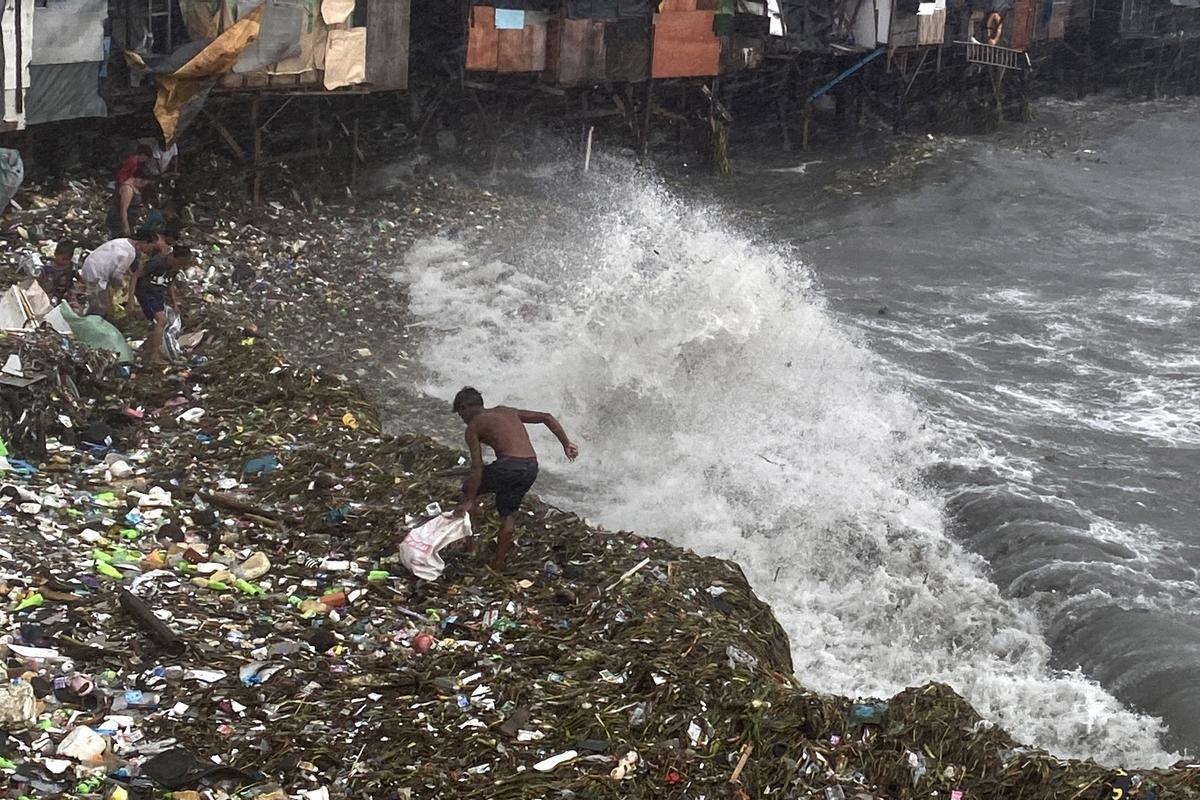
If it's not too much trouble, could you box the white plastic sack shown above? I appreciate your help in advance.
[161,305,183,363]
[399,514,472,581]
[0,679,36,727]
[56,725,107,764]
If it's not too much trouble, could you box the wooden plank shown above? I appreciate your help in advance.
[1048,0,1068,38]
[917,8,946,44]
[466,6,499,72]
[889,12,919,47]
[548,17,606,85]
[651,11,720,78]
[204,110,248,160]
[367,0,410,90]
[498,20,548,73]
[1010,0,1034,50]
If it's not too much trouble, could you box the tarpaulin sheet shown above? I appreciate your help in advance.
[269,0,327,74]
[143,5,265,144]
[57,303,134,363]
[234,0,305,73]
[495,8,526,28]
[31,0,106,65]
[179,0,237,40]
[323,27,366,89]
[26,63,106,126]
[321,0,355,24]
[0,149,23,210]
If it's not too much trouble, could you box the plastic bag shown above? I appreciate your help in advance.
[162,305,183,363]
[399,514,472,580]
[57,302,134,363]
[108,287,127,321]
[0,679,36,726]
[0,148,24,210]
[17,251,42,277]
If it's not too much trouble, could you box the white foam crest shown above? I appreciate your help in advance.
[992,378,1200,446]
[393,174,1175,766]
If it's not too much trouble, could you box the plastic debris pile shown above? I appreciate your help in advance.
[0,173,1198,800]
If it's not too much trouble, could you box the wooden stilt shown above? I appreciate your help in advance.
[801,102,812,150]
[205,110,246,160]
[311,100,320,152]
[351,111,361,188]
[252,97,262,205]
[990,66,1006,129]
[641,78,654,159]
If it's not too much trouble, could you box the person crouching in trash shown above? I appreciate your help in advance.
[125,244,194,366]
[80,231,160,319]
[452,387,579,569]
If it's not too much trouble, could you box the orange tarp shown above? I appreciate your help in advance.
[153,5,265,143]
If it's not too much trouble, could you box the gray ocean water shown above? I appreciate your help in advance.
[394,98,1200,765]
[721,99,1200,752]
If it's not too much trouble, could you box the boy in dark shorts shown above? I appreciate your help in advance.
[451,387,579,569]
[125,244,194,365]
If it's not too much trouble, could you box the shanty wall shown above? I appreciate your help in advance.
[0,0,34,131]
[183,0,408,92]
[888,0,947,46]
[467,0,775,86]
[853,0,893,46]
[27,0,108,126]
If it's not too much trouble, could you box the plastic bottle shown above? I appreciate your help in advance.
[16,592,44,611]
[235,578,259,595]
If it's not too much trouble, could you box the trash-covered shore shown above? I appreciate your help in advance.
[1,169,1199,800]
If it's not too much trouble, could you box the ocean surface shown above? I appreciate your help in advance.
[391,99,1199,767]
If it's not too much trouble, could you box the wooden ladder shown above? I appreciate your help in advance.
[960,41,1032,70]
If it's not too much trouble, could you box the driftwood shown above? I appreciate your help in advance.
[118,589,186,656]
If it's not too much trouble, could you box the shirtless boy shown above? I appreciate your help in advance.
[451,387,579,568]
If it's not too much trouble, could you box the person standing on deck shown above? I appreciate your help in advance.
[451,387,579,569]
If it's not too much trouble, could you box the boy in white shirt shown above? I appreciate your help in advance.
[80,232,158,319]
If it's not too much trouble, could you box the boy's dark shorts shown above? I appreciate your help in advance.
[137,294,166,321]
[464,457,538,518]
